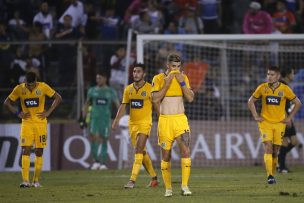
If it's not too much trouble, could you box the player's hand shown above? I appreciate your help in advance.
[254,116,264,122]
[112,119,119,130]
[282,117,292,126]
[18,112,30,119]
[175,72,185,83]
[36,111,49,119]
[164,73,175,86]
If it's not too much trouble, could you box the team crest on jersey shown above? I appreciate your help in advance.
[22,88,26,95]
[263,134,267,139]
[36,89,42,95]
[141,91,146,97]
[278,91,284,97]
[161,142,166,149]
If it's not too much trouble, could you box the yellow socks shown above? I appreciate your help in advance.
[21,155,30,182]
[130,153,143,182]
[181,158,191,187]
[143,153,157,178]
[161,160,171,189]
[272,156,278,176]
[33,156,43,182]
[264,153,273,176]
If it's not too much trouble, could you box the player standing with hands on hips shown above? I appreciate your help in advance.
[248,66,301,184]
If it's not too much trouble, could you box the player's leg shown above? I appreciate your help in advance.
[89,119,100,169]
[99,122,111,170]
[142,151,158,187]
[278,124,297,173]
[259,121,275,184]
[176,132,192,196]
[161,149,173,197]
[20,123,33,188]
[32,124,47,187]
[127,133,147,187]
[20,146,31,188]
[32,148,43,187]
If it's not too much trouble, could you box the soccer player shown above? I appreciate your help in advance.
[151,54,194,197]
[248,66,301,184]
[3,71,62,187]
[83,72,120,170]
[278,67,299,173]
[112,63,158,188]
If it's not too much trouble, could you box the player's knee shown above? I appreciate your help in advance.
[35,148,43,157]
[180,148,190,158]
[22,147,31,155]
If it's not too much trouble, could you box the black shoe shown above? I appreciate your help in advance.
[267,175,276,184]
[20,182,30,188]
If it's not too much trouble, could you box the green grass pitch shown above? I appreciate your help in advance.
[1,166,303,203]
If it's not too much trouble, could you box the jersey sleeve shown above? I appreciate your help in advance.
[252,84,263,99]
[285,85,296,101]
[43,83,56,97]
[184,75,191,89]
[152,75,161,92]
[8,85,20,101]
[122,86,129,104]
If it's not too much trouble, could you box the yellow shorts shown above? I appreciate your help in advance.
[258,120,286,145]
[129,123,151,147]
[158,114,190,150]
[20,122,47,148]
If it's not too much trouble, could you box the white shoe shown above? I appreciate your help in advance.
[181,186,192,196]
[99,164,108,170]
[164,189,173,197]
[124,180,135,189]
[91,162,100,170]
[31,182,42,188]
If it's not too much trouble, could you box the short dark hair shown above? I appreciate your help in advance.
[133,63,146,72]
[96,71,108,78]
[268,66,280,73]
[26,72,37,83]
[281,67,294,78]
[167,54,181,63]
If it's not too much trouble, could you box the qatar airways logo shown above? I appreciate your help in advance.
[266,96,281,105]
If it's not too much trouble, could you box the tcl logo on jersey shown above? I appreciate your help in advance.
[24,98,39,107]
[266,96,281,105]
[131,99,143,109]
[96,98,107,105]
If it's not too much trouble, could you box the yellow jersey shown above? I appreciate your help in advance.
[122,82,152,125]
[252,82,296,123]
[151,73,191,96]
[8,82,56,124]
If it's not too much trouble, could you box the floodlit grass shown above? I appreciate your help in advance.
[1,166,303,203]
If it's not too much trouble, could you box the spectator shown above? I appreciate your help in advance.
[0,21,12,87]
[8,10,29,40]
[132,10,159,34]
[124,0,149,25]
[242,1,273,34]
[58,0,86,34]
[178,6,204,34]
[198,0,221,34]
[33,1,54,39]
[272,0,296,33]
[109,46,135,100]
[100,7,120,40]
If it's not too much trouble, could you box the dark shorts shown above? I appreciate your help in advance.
[284,122,296,138]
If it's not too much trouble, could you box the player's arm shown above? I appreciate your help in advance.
[175,73,194,102]
[247,96,263,122]
[112,103,127,129]
[283,97,302,124]
[3,97,30,119]
[82,97,92,118]
[153,101,160,118]
[37,92,62,119]
[151,73,175,103]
